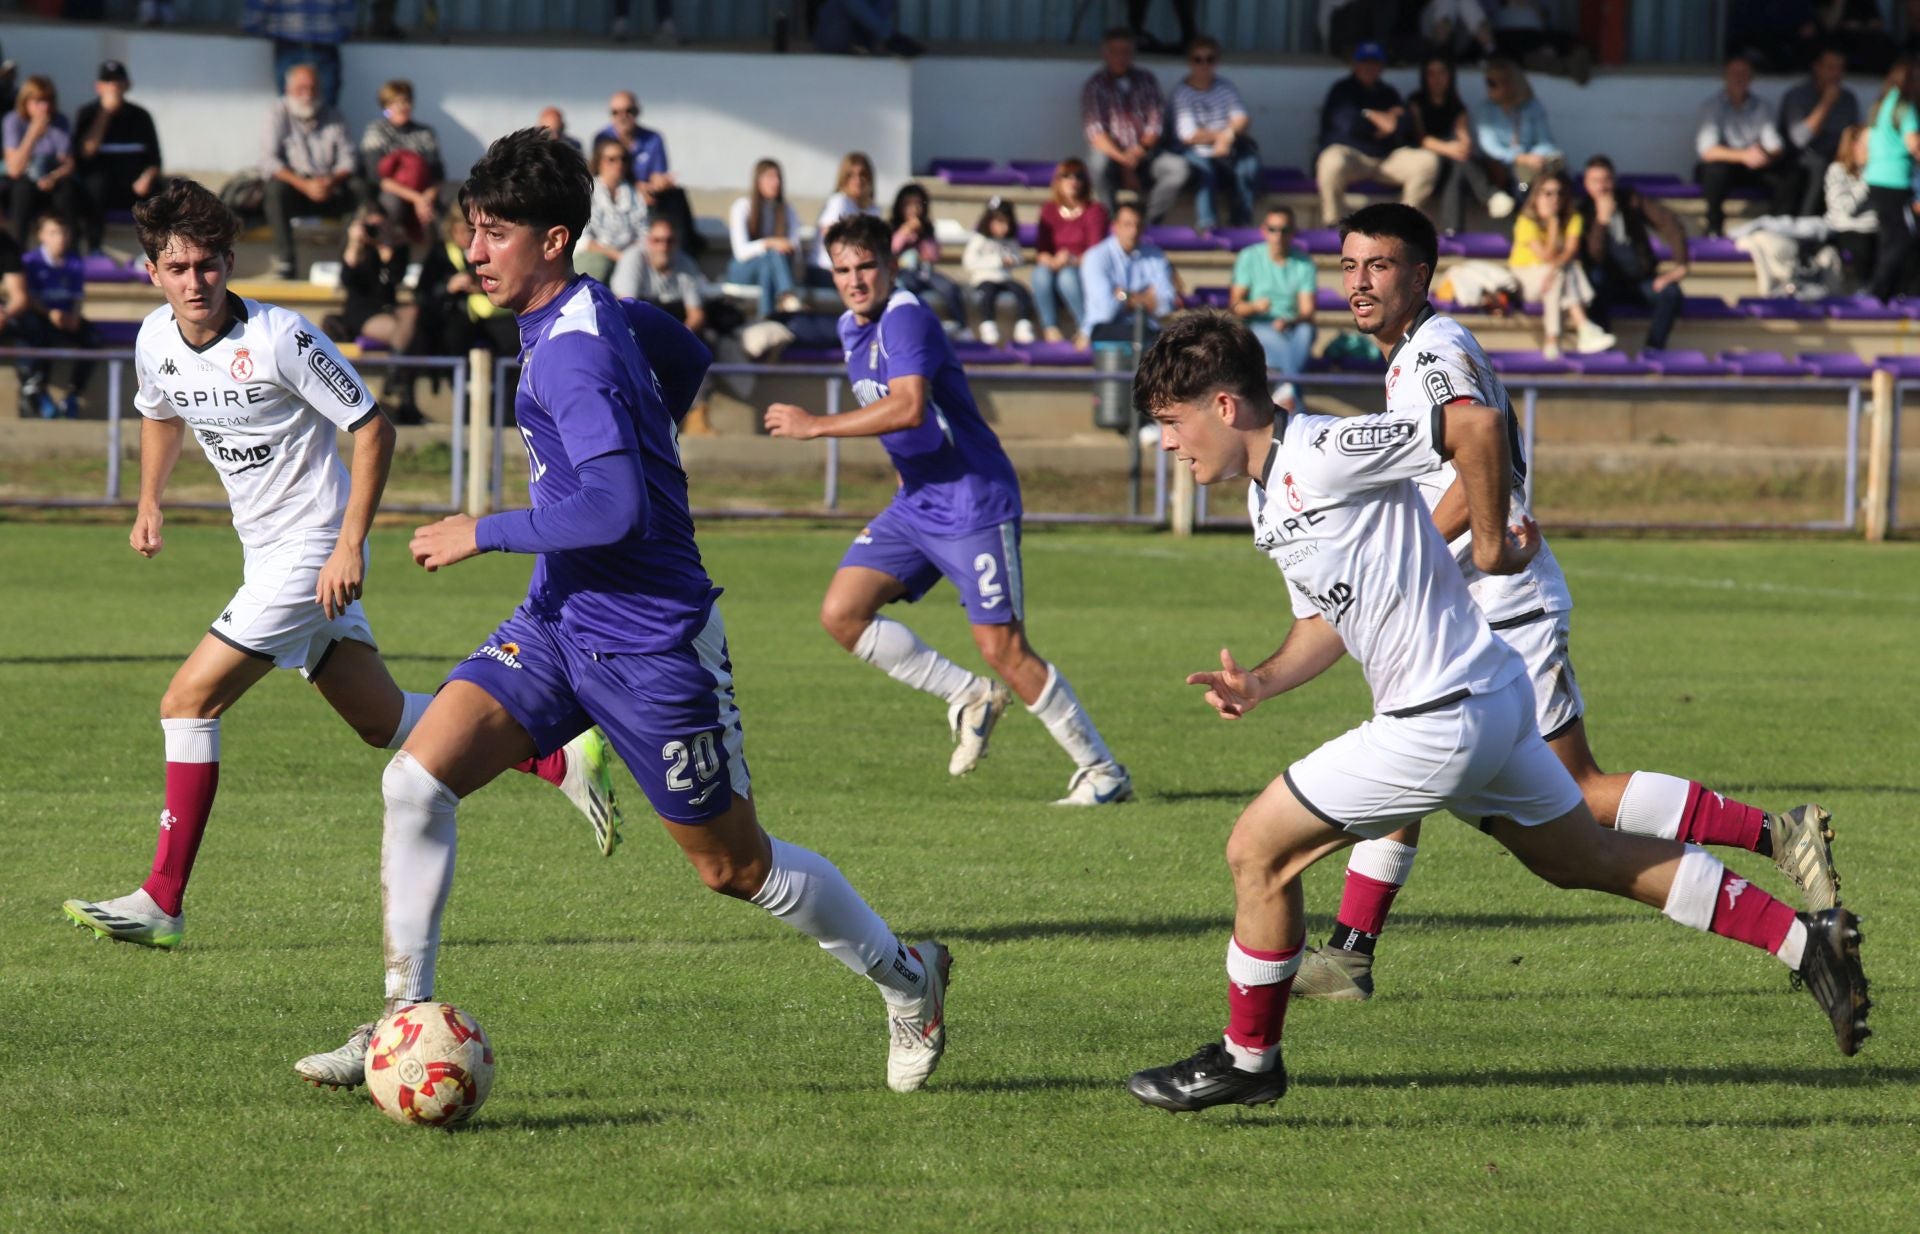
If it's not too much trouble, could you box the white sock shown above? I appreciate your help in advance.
[1614,770,1691,839]
[1026,664,1114,771]
[1348,838,1418,886]
[1777,918,1808,969]
[1661,845,1723,933]
[751,836,927,1006]
[380,751,459,1006]
[162,716,220,762]
[385,691,434,750]
[852,617,978,705]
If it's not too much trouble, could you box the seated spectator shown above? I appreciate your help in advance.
[1170,36,1259,233]
[323,204,420,423]
[813,0,925,56]
[13,213,100,418]
[1082,28,1188,223]
[415,209,520,359]
[1579,155,1688,351]
[1411,55,1512,235]
[1315,42,1442,227]
[1033,158,1110,343]
[1823,123,1878,280]
[1730,122,1874,298]
[599,91,702,257]
[631,216,730,436]
[359,79,443,241]
[73,60,161,254]
[727,158,803,317]
[1230,204,1318,381]
[810,151,881,287]
[1508,173,1611,359]
[262,63,355,279]
[3,76,78,246]
[888,181,966,328]
[1472,58,1562,197]
[538,106,582,154]
[962,198,1037,345]
[1490,0,1593,82]
[1779,46,1861,216]
[0,43,15,116]
[1422,0,1495,63]
[1862,57,1919,302]
[1695,52,1790,235]
[0,221,26,362]
[577,136,648,294]
[1079,199,1177,343]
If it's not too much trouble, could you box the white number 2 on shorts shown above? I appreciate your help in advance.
[973,552,1003,602]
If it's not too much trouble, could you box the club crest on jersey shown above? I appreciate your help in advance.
[1337,421,1416,455]
[229,349,254,381]
[1386,365,1401,396]
[1282,470,1304,512]
[469,641,524,670]
[868,340,879,369]
[308,349,365,407]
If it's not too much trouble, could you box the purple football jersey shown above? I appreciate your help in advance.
[839,290,1020,532]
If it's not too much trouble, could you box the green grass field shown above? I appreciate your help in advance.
[3,523,1916,1233]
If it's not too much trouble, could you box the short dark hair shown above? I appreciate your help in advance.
[134,178,239,261]
[1112,198,1145,223]
[459,127,592,259]
[824,213,893,263]
[1338,202,1437,271]
[1102,25,1134,44]
[1585,153,1616,174]
[1133,311,1273,420]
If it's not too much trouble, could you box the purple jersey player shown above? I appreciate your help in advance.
[295,131,953,1097]
[763,213,1130,805]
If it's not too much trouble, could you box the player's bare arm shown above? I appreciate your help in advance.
[766,374,928,440]
[131,414,186,558]
[1187,617,1345,720]
[318,410,395,617]
[1438,402,1537,575]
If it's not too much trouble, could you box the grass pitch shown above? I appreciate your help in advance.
[2,522,1916,1233]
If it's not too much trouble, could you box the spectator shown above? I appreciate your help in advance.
[359,79,443,240]
[1578,155,1689,351]
[632,218,726,435]
[0,220,26,364]
[1315,42,1442,227]
[14,214,100,419]
[73,60,162,254]
[1230,204,1318,380]
[538,106,583,154]
[1491,0,1593,82]
[810,151,881,285]
[1823,123,1878,280]
[1082,27,1188,222]
[1411,55,1513,235]
[577,136,648,294]
[1170,36,1260,233]
[727,158,802,317]
[1695,52,1790,235]
[242,0,353,110]
[323,204,420,422]
[1033,157,1110,343]
[887,182,966,328]
[1864,57,1920,301]
[0,45,15,116]
[1128,0,1199,55]
[598,91,701,258]
[3,76,78,247]
[262,63,355,279]
[813,1,925,57]
[1779,46,1862,216]
[415,208,520,359]
[1422,0,1496,63]
[1508,173,1612,359]
[1472,58,1562,197]
[962,198,1038,346]
[1079,198,1177,343]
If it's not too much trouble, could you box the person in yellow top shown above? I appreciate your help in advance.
[1508,172,1614,359]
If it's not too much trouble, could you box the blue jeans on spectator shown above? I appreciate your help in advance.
[1586,264,1683,350]
[898,267,965,326]
[1180,139,1260,232]
[727,253,796,317]
[1249,319,1315,377]
[273,42,342,109]
[814,0,898,51]
[1032,262,1085,334]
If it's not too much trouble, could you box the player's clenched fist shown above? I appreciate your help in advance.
[411,514,482,572]
[764,403,820,439]
[1186,648,1266,720]
[130,506,164,558]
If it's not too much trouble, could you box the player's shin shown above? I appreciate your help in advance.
[1663,845,1805,966]
[380,751,459,1009]
[1328,838,1417,952]
[1026,664,1115,769]
[852,616,978,703]
[1224,937,1303,1072]
[750,836,928,1004]
[141,718,221,916]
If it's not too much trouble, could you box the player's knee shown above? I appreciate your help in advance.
[1224,829,1285,894]
[819,600,867,652]
[159,681,224,720]
[689,852,761,899]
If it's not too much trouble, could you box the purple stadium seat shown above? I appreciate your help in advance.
[1017,221,1039,248]
[928,157,992,175]
[1021,340,1092,366]
[941,167,1021,187]
[1634,181,1703,199]
[1487,349,1573,374]
[1296,227,1342,255]
[1315,287,1347,311]
[1618,172,1684,187]
[1641,348,1735,376]
[1871,355,1920,379]
[104,208,136,225]
[1721,350,1816,377]
[82,253,145,284]
[1567,351,1655,375]
[96,319,141,346]
[1450,232,1512,259]
[1214,226,1263,250]
[1257,166,1314,194]
[1145,225,1225,251]
[1010,159,1058,187]
[1801,352,1874,378]
[778,346,843,365]
[1189,285,1232,308]
[1825,295,1910,320]
[1681,295,1749,319]
[353,335,391,353]
[1690,235,1745,263]
[1740,297,1826,319]
[953,341,1025,365]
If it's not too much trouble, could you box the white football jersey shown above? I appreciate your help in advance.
[1382,306,1572,625]
[135,293,378,550]
[1247,409,1523,717]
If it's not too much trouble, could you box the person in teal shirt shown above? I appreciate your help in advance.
[1229,205,1318,379]
[1865,63,1920,301]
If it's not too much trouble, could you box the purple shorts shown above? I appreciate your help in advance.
[838,505,1024,626]
[444,603,749,824]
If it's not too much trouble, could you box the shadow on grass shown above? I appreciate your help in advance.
[0,652,455,666]
[917,911,1641,944]
[467,1107,684,1133]
[1726,782,1920,797]
[1151,788,1273,804]
[1292,1063,1920,1091]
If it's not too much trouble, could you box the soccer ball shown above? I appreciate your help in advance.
[364,1001,495,1128]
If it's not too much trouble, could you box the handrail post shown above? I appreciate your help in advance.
[1843,382,1861,531]
[1865,369,1894,541]
[449,355,467,513]
[824,377,842,512]
[465,348,489,516]
[491,357,513,508]
[105,358,124,501]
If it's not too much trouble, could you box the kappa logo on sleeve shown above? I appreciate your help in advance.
[1336,420,1417,455]
[294,330,315,355]
[308,349,365,407]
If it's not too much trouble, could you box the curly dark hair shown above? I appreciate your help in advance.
[1132,311,1273,420]
[1338,202,1438,272]
[133,178,239,262]
[823,212,893,264]
[459,127,592,258]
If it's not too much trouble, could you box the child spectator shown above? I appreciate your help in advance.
[14,213,100,418]
[727,158,802,317]
[1033,158,1110,343]
[358,79,443,241]
[323,204,421,422]
[577,136,648,294]
[888,182,966,328]
[1508,173,1612,359]
[811,152,881,285]
[962,198,1038,346]
[1823,123,1878,278]
[4,76,77,245]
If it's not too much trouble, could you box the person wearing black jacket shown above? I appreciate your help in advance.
[1577,155,1690,351]
[1313,42,1442,226]
[73,60,162,253]
[324,205,421,422]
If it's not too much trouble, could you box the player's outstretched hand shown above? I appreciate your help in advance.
[764,403,819,440]
[130,505,163,558]
[411,514,482,573]
[1477,516,1541,576]
[1186,648,1265,720]
[316,541,365,619]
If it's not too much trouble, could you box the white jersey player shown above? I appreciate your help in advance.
[1292,204,1844,1003]
[1121,310,1866,1114]
[62,180,620,954]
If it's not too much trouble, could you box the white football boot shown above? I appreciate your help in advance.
[1054,762,1134,806]
[886,941,952,1093]
[294,1022,377,1089]
[947,678,1011,776]
[559,727,623,857]
[63,888,183,950]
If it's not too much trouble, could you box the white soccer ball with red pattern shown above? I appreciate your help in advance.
[364,1001,495,1128]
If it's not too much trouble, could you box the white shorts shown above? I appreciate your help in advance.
[209,532,375,680]
[1284,673,1585,839]
[1493,609,1584,742]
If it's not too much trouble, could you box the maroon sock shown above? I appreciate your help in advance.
[1332,869,1404,944]
[1708,869,1797,955]
[141,761,220,917]
[1224,939,1302,1057]
[1679,782,1766,852]
[512,750,568,788]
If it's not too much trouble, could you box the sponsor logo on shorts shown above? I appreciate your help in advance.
[468,640,524,670]
[308,349,365,407]
[854,525,874,545]
[1336,421,1416,455]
